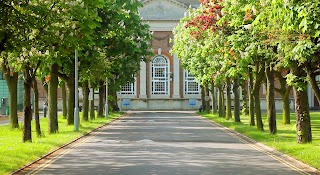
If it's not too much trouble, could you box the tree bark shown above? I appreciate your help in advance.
[291,64,312,143]
[90,99,95,120]
[32,77,41,137]
[233,78,240,122]
[1,40,18,128]
[98,81,105,117]
[82,80,89,121]
[241,81,249,115]
[274,71,291,124]
[48,63,59,133]
[66,74,75,125]
[248,70,255,126]
[3,65,19,128]
[201,85,206,111]
[218,85,225,117]
[282,91,291,124]
[23,66,32,142]
[109,86,119,112]
[266,64,277,134]
[253,63,264,131]
[226,78,232,120]
[210,81,217,114]
[61,81,67,119]
[205,84,210,113]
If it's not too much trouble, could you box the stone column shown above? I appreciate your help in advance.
[173,54,180,98]
[139,61,147,98]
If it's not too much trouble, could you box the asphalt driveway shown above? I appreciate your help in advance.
[18,111,316,175]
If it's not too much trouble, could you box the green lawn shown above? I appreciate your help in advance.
[200,111,320,170]
[0,112,123,175]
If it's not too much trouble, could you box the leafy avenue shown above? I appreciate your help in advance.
[0,0,152,142]
[172,0,320,144]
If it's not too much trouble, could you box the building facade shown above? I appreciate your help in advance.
[117,0,202,110]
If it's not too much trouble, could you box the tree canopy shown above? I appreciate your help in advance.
[0,0,152,142]
[172,0,319,143]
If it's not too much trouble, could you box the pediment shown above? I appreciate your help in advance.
[139,0,189,21]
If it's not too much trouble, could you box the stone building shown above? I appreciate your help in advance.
[117,0,202,110]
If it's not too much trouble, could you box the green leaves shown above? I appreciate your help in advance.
[173,0,320,93]
[299,18,308,33]
[286,73,307,92]
[0,0,151,90]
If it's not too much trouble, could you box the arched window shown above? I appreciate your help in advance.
[184,71,200,95]
[151,55,169,95]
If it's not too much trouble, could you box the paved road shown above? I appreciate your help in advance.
[19,111,315,175]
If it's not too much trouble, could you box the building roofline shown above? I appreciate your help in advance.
[141,0,189,9]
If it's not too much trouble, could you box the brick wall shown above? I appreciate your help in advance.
[145,31,175,97]
[151,31,173,52]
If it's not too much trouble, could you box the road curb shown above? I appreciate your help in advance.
[196,114,320,175]
[10,113,128,175]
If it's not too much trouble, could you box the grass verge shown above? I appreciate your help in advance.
[0,112,123,175]
[199,111,320,170]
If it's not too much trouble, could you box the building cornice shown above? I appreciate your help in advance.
[141,0,189,9]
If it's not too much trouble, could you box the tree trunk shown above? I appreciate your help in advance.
[3,68,19,128]
[266,64,277,134]
[253,88,263,131]
[32,77,41,137]
[218,86,225,117]
[253,63,264,131]
[282,91,291,124]
[201,85,206,111]
[48,63,59,133]
[1,41,18,128]
[210,81,217,114]
[82,80,89,121]
[248,70,255,126]
[291,64,312,143]
[66,75,75,125]
[274,71,291,124]
[23,66,33,142]
[226,78,232,120]
[233,78,240,122]
[241,81,249,115]
[90,91,95,121]
[61,81,67,119]
[109,86,119,112]
[205,84,210,113]
[98,81,105,117]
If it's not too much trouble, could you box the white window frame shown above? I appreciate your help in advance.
[121,82,135,95]
[184,71,200,97]
[119,77,136,98]
[151,55,170,97]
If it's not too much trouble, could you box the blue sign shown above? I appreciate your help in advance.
[189,99,196,106]
[123,99,130,106]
